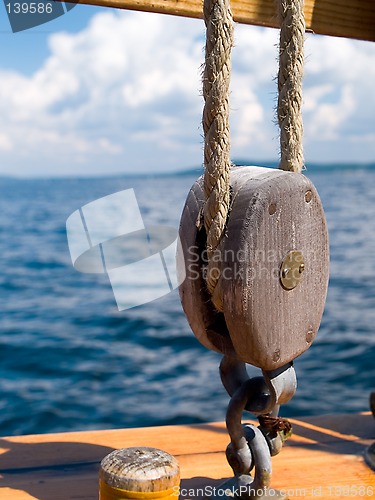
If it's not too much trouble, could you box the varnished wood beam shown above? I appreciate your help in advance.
[63,0,375,42]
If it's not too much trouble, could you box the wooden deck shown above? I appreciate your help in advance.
[0,413,374,499]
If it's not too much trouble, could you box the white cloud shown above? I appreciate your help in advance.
[302,34,375,161]
[230,75,265,148]
[305,84,356,140]
[228,26,278,154]
[0,11,206,176]
[0,12,374,176]
[0,133,12,152]
[303,84,334,113]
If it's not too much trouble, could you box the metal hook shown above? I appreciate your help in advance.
[218,356,297,499]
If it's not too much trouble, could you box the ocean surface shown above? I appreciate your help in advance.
[0,165,375,437]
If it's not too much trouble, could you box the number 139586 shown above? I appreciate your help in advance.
[327,486,374,497]
[6,2,53,14]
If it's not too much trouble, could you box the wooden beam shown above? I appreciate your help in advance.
[63,0,375,42]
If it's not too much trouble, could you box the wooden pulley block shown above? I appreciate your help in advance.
[177,166,329,370]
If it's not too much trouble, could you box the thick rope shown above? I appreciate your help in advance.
[277,0,305,172]
[202,0,234,311]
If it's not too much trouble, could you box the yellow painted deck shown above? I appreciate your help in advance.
[0,413,374,499]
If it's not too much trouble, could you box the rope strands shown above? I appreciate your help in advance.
[277,0,305,172]
[201,0,305,309]
[202,0,234,311]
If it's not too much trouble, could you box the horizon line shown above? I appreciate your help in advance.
[1,160,375,181]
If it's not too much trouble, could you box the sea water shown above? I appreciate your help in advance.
[0,166,374,436]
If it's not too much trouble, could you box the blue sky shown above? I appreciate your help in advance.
[0,4,374,177]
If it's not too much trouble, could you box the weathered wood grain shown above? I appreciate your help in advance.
[99,447,180,497]
[177,177,235,358]
[179,166,329,370]
[0,413,374,499]
[61,0,375,42]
